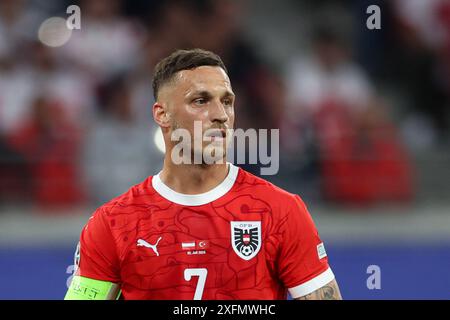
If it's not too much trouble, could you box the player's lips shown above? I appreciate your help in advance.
[205,129,226,141]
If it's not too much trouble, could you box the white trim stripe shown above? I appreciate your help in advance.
[288,267,335,298]
[152,163,239,206]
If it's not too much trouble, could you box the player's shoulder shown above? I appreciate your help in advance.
[91,175,157,219]
[236,166,306,210]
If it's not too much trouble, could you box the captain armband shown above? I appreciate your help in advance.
[65,275,121,300]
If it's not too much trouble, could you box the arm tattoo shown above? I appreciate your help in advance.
[295,279,342,300]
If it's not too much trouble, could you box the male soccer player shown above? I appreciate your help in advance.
[65,48,342,300]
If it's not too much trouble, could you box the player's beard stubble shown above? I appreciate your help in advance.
[169,119,230,166]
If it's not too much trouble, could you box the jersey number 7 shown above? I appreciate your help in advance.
[184,268,208,300]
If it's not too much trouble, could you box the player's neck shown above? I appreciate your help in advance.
[159,159,229,195]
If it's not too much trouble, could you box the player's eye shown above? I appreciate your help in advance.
[223,98,233,106]
[193,98,208,105]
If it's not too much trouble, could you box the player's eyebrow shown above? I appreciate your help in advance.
[222,90,235,99]
[186,90,235,99]
[187,90,213,99]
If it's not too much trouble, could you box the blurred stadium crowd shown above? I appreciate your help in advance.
[0,0,449,209]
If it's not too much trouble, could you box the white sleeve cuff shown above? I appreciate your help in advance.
[288,267,335,298]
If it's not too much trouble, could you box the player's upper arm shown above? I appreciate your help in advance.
[77,207,121,282]
[277,195,339,299]
[65,207,122,299]
[294,278,342,300]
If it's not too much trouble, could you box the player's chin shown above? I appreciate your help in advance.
[198,145,227,165]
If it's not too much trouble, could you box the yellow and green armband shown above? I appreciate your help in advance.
[65,275,121,300]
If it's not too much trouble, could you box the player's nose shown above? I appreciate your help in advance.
[210,99,229,124]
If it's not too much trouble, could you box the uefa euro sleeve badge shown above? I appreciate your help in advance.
[230,221,262,260]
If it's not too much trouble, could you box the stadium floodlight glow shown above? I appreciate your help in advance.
[154,128,166,154]
[38,17,72,47]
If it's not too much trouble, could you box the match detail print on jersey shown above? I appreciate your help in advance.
[231,221,261,260]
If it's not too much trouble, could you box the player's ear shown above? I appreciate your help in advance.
[153,102,171,128]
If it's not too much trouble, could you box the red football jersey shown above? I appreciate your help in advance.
[76,164,334,300]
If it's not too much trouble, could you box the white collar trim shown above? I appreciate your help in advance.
[152,163,239,206]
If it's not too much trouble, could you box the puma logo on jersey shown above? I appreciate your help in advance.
[137,237,162,256]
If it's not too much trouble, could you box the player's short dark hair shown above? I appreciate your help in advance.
[152,48,227,100]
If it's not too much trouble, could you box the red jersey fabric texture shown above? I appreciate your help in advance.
[76,163,334,300]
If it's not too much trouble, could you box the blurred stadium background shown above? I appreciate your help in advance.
[0,0,449,299]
